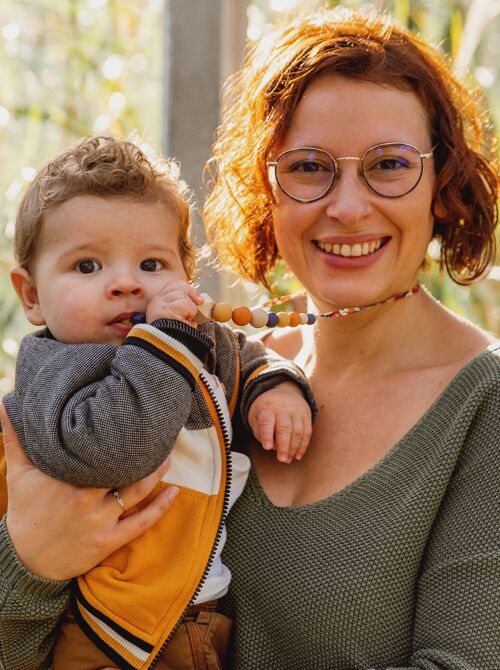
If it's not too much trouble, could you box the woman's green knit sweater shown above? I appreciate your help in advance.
[222,344,500,669]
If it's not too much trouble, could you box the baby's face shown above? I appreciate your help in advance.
[25,195,188,345]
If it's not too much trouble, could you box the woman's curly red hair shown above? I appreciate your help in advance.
[203,9,498,288]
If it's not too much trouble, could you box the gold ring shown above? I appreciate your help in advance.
[112,489,125,510]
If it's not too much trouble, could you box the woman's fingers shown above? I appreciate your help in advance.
[110,485,179,551]
[107,457,179,549]
[112,456,173,511]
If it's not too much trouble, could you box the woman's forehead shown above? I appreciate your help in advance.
[278,75,431,152]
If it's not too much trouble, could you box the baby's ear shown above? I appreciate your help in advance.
[10,266,46,326]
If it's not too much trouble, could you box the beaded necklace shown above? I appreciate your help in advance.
[132,283,420,329]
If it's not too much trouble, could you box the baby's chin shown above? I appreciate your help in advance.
[48,326,128,346]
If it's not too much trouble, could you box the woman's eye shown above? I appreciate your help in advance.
[140,259,163,272]
[76,259,101,274]
[372,157,409,171]
[291,161,329,173]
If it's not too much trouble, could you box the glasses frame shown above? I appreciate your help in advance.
[267,142,435,202]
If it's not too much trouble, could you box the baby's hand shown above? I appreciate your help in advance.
[146,280,204,325]
[248,381,312,463]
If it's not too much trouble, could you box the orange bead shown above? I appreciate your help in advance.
[288,311,300,327]
[212,303,233,323]
[277,311,290,327]
[232,305,252,326]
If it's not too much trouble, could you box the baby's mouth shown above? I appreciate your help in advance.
[110,313,136,327]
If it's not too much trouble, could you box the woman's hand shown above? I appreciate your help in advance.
[0,403,178,581]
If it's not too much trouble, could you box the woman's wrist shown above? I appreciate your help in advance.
[0,516,70,587]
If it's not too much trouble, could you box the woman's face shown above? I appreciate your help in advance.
[270,74,436,312]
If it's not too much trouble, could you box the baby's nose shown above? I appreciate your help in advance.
[107,275,144,298]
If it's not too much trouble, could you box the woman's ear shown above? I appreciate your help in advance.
[10,266,46,326]
[432,191,447,221]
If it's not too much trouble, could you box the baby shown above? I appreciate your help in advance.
[3,136,314,669]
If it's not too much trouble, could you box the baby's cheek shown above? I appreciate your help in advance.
[51,299,99,343]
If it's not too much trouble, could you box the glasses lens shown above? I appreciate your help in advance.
[362,144,423,197]
[275,148,335,202]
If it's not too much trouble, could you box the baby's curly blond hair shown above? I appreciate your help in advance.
[15,135,197,279]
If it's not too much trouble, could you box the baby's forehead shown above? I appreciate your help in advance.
[39,194,183,255]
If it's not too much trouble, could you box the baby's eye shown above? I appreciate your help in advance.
[76,259,101,274]
[140,259,163,272]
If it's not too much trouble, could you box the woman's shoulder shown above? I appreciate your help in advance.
[442,341,500,424]
[464,341,500,380]
[428,301,498,374]
[259,327,302,358]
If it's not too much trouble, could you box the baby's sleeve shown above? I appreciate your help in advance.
[4,322,213,488]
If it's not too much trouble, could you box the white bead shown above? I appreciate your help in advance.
[250,308,268,328]
[299,313,308,325]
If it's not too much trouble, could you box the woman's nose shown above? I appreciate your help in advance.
[324,164,373,224]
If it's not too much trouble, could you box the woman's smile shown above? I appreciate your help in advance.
[315,238,384,257]
[313,236,389,270]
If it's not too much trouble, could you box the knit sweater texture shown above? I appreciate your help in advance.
[222,344,500,670]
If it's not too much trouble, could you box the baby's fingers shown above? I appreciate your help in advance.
[275,413,293,463]
[254,407,276,451]
[293,417,312,461]
[286,417,306,462]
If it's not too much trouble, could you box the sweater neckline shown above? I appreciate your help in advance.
[249,342,500,512]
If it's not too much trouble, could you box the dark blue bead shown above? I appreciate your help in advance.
[131,312,146,325]
[266,311,279,327]
[306,313,316,325]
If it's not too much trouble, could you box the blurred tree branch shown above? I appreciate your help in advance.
[453,0,500,76]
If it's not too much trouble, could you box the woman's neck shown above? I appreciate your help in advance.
[296,287,442,377]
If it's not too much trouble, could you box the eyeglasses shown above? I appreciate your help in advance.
[267,142,435,202]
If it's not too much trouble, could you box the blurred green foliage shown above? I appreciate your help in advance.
[0,0,163,393]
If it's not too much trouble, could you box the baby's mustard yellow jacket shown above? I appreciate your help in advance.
[0,318,313,669]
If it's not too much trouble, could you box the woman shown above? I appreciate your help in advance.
[1,8,499,670]
[204,8,500,669]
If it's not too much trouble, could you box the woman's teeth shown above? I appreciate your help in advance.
[316,239,382,257]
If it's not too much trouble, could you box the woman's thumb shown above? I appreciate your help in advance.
[0,403,31,469]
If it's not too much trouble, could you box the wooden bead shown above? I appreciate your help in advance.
[250,308,268,328]
[277,312,290,327]
[193,293,215,325]
[288,311,300,327]
[232,305,252,326]
[212,303,233,323]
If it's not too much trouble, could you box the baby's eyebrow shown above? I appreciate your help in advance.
[142,245,179,259]
[57,243,97,259]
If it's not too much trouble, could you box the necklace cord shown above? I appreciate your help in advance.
[131,283,421,329]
